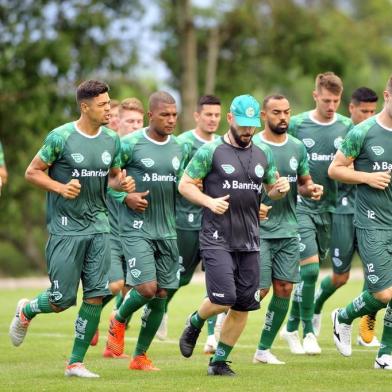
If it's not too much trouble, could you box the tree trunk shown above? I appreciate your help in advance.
[204,26,220,95]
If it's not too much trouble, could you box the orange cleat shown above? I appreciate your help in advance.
[103,346,130,359]
[129,353,160,371]
[105,313,126,357]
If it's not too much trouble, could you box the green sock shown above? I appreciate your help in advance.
[69,302,102,364]
[116,289,150,323]
[23,291,54,320]
[212,341,233,362]
[378,302,392,357]
[101,294,114,308]
[259,295,290,350]
[133,297,166,356]
[164,288,177,313]
[190,311,206,330]
[207,315,217,336]
[114,292,124,310]
[300,263,319,336]
[287,283,302,332]
[338,290,386,324]
[314,276,337,314]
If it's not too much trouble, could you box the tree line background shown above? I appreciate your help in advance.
[1,0,392,276]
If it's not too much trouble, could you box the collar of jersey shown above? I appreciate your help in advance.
[309,110,337,126]
[376,114,392,132]
[259,132,288,146]
[73,122,102,139]
[143,128,171,145]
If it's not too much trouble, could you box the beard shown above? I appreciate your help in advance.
[269,120,288,135]
[230,125,253,148]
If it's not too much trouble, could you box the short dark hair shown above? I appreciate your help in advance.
[262,94,287,110]
[351,87,378,105]
[76,80,109,105]
[197,95,221,112]
[148,91,176,111]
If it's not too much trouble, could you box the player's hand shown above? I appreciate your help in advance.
[366,171,391,190]
[207,194,230,214]
[125,190,149,212]
[275,175,290,194]
[309,183,324,200]
[120,169,136,193]
[259,203,272,220]
[60,179,81,199]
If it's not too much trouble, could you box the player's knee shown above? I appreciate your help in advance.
[136,282,157,299]
[273,281,293,298]
[51,303,67,313]
[109,280,125,295]
[259,288,270,299]
[373,290,392,304]
[333,274,349,288]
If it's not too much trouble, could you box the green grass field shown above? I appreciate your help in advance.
[0,278,391,391]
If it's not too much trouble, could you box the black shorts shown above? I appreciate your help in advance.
[201,249,260,312]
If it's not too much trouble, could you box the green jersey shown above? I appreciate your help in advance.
[254,133,310,239]
[289,111,352,213]
[38,122,121,235]
[334,183,356,215]
[339,116,392,229]
[176,129,217,231]
[118,128,188,239]
[0,141,4,166]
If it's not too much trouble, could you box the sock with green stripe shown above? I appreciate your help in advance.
[69,302,102,364]
[116,289,150,323]
[133,297,166,356]
[212,341,233,362]
[23,291,54,320]
[300,263,319,336]
[338,290,386,324]
[207,315,217,336]
[287,283,302,332]
[314,276,337,314]
[378,302,392,357]
[190,311,206,330]
[258,295,290,350]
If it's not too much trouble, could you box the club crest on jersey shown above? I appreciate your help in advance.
[172,156,180,170]
[221,164,235,174]
[302,138,315,148]
[334,137,343,149]
[141,158,155,167]
[101,151,111,165]
[255,164,264,178]
[71,153,84,163]
[289,157,298,171]
[371,146,384,156]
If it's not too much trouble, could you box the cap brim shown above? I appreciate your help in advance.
[234,115,261,127]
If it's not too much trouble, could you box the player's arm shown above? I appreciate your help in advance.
[108,167,135,193]
[0,166,8,185]
[329,151,391,190]
[264,176,290,200]
[298,175,323,200]
[178,172,229,215]
[25,154,81,199]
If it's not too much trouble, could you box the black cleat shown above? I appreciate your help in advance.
[179,313,201,358]
[207,358,236,376]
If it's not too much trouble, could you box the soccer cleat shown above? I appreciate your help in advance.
[357,335,380,347]
[179,313,201,358]
[374,354,392,370]
[90,329,99,346]
[155,312,168,341]
[332,308,352,357]
[207,358,236,376]
[253,349,285,365]
[105,313,126,357]
[103,347,130,359]
[203,334,218,354]
[358,314,378,344]
[129,353,160,371]
[214,312,226,340]
[64,362,100,378]
[9,298,31,347]
[303,332,321,355]
[279,326,305,354]
[312,313,322,337]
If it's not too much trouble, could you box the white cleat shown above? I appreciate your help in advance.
[280,326,305,354]
[357,335,380,347]
[303,332,321,355]
[374,354,392,370]
[155,312,168,341]
[214,312,226,340]
[65,362,100,378]
[332,308,352,357]
[312,313,322,337]
[9,298,30,347]
[253,349,285,365]
[203,334,218,354]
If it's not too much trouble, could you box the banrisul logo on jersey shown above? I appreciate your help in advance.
[71,168,108,178]
[222,179,262,193]
[142,172,176,182]
[101,151,112,165]
[141,158,155,167]
[71,153,84,163]
[221,164,235,174]
[372,161,392,171]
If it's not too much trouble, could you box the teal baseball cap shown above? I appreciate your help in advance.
[230,94,261,127]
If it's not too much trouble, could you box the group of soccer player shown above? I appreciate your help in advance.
[6,70,392,378]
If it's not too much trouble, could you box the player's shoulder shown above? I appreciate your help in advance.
[46,122,75,143]
[290,111,310,125]
[336,113,352,127]
[287,133,305,147]
[101,126,119,140]
[121,128,145,144]
[194,135,223,156]
[176,129,195,142]
[349,116,377,137]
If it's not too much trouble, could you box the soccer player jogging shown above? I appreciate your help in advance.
[329,75,392,370]
[252,95,323,365]
[312,87,380,346]
[104,91,188,371]
[8,80,135,378]
[156,95,222,354]
[178,95,290,376]
[282,72,352,355]
[91,97,145,350]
